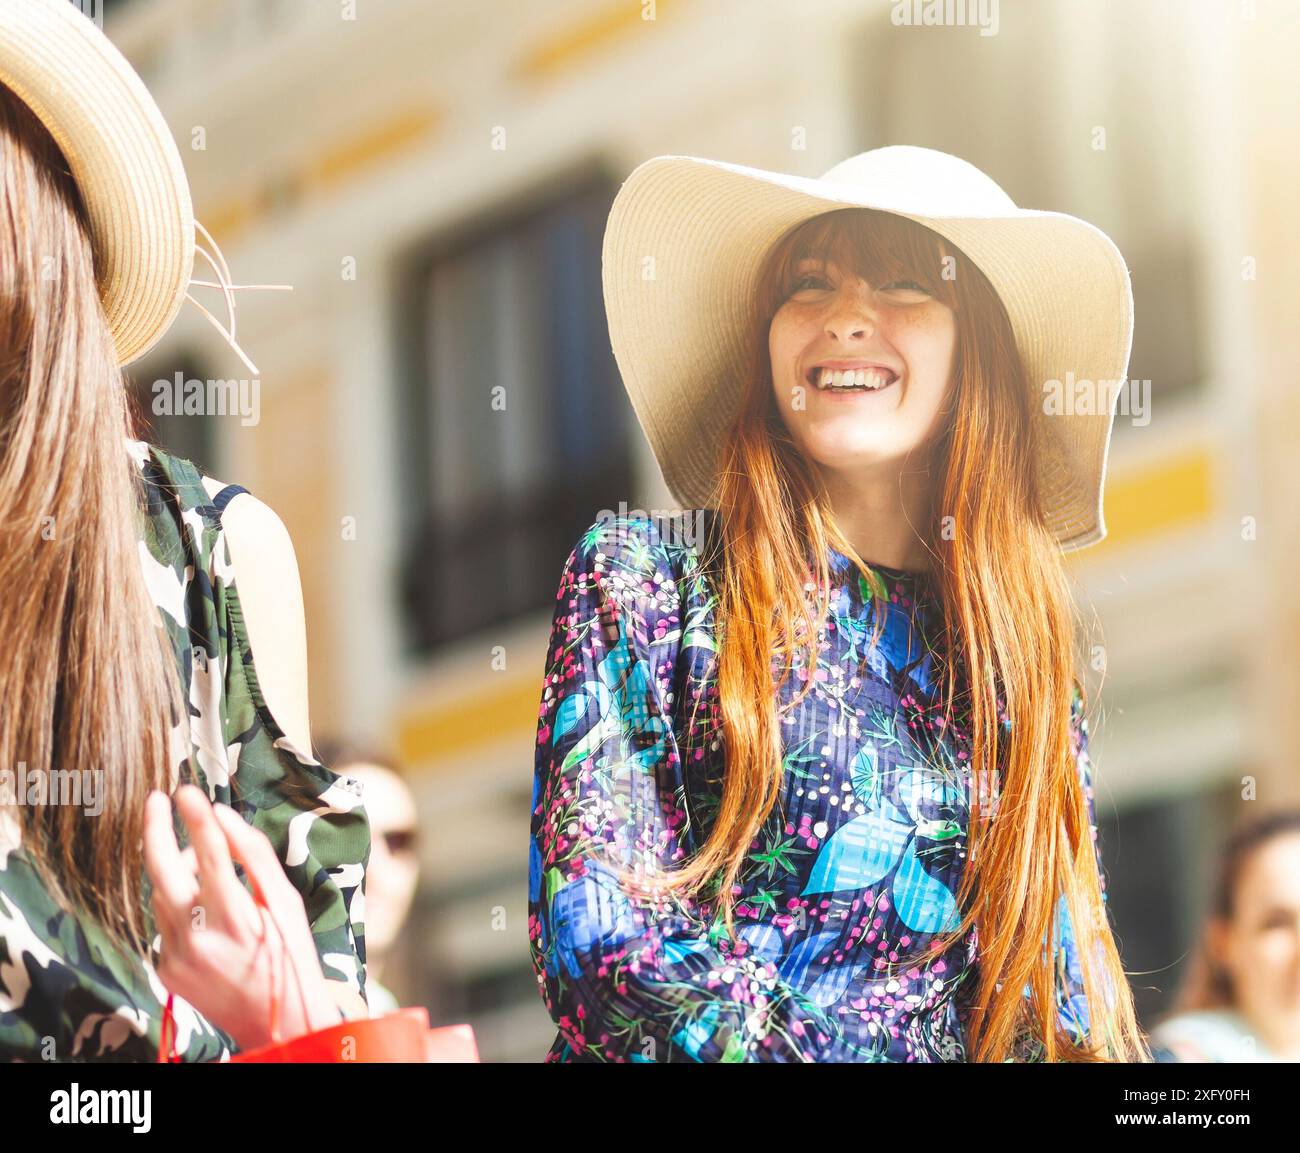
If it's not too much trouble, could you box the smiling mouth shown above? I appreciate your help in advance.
[805,365,900,392]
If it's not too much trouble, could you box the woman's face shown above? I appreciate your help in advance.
[346,762,420,955]
[768,253,957,479]
[1213,832,1300,1040]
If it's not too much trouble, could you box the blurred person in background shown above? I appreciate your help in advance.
[314,739,420,1017]
[1149,810,1300,1062]
[0,0,369,1060]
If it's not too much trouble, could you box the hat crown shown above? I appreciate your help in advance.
[817,145,1018,217]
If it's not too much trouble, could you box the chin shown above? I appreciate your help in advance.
[803,435,916,471]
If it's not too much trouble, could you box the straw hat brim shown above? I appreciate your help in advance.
[0,0,193,366]
[602,155,1134,552]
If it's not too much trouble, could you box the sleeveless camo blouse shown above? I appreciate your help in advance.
[0,441,370,1062]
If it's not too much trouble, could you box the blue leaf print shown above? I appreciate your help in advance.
[801,762,963,936]
[801,809,911,896]
[805,958,873,1009]
[835,589,937,694]
[528,834,543,904]
[897,766,964,820]
[848,743,879,805]
[863,606,926,685]
[552,682,607,744]
[672,1002,721,1061]
[891,834,961,934]
[777,927,848,989]
[548,861,639,981]
[662,935,714,965]
[735,920,785,962]
[737,925,871,1011]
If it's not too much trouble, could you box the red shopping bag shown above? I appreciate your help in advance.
[157,880,479,1062]
[160,995,480,1062]
[229,1006,433,1062]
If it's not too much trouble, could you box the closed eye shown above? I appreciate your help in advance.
[790,272,830,292]
[789,271,930,296]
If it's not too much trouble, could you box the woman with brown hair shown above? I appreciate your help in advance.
[1150,810,1300,1062]
[528,147,1152,1062]
[0,0,368,1059]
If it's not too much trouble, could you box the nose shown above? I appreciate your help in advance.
[822,279,880,341]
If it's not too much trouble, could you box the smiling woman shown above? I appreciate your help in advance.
[529,146,1152,1063]
[767,216,961,573]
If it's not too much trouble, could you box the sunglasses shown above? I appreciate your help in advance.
[381,828,418,855]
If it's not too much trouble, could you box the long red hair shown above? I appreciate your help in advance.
[612,206,1150,1062]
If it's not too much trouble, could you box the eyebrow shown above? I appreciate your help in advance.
[793,257,923,286]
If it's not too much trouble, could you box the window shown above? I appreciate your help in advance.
[1097,779,1240,1027]
[394,163,633,654]
[857,0,1206,412]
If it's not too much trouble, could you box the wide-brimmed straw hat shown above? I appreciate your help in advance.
[0,0,283,369]
[601,147,1134,552]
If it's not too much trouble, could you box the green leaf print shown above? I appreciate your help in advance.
[545,866,567,905]
[782,732,824,781]
[750,831,811,883]
[859,568,888,605]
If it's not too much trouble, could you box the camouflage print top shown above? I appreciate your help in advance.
[0,441,370,1062]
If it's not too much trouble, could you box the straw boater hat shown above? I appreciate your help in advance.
[601,147,1134,552]
[0,0,283,370]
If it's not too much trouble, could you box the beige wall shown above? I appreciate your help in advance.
[1244,4,1300,803]
[247,364,342,732]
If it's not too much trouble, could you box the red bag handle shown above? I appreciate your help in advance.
[158,873,284,1062]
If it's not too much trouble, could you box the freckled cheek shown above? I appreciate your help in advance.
[892,312,957,374]
[883,308,943,337]
[769,311,816,374]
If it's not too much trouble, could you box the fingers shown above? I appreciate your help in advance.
[142,790,197,925]
[145,790,335,1048]
[211,803,301,918]
[210,803,320,1020]
[174,785,257,936]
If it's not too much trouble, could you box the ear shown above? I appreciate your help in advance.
[1203,916,1233,983]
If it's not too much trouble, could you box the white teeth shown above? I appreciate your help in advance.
[813,367,895,391]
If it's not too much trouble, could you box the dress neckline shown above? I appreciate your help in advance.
[825,542,933,586]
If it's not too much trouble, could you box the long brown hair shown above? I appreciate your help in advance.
[0,82,186,956]
[1158,809,1300,1018]
[612,206,1149,1062]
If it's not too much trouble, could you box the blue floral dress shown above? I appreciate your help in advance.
[527,512,1105,1062]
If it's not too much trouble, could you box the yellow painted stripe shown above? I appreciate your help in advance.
[396,675,541,771]
[196,104,441,246]
[196,195,261,249]
[306,107,441,191]
[514,0,679,84]
[1085,443,1215,556]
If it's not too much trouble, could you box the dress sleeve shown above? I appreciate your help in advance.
[527,517,843,1062]
[1048,684,1111,1050]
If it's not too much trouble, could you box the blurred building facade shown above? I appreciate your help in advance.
[108,0,1300,1059]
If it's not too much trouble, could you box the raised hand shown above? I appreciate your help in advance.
[143,785,342,1052]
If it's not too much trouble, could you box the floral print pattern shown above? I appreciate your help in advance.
[528,512,1106,1062]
